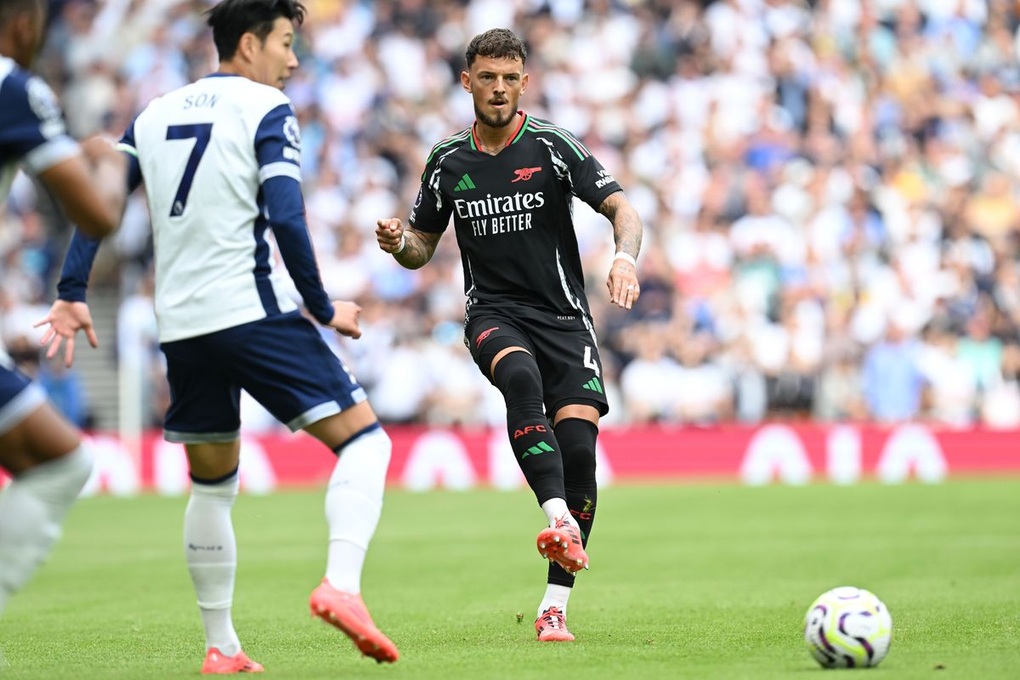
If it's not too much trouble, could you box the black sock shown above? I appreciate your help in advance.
[547,418,598,587]
[492,352,564,505]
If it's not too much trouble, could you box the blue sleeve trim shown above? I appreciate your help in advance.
[261,175,333,324]
[119,118,143,192]
[125,153,142,192]
[56,230,102,302]
[254,102,301,176]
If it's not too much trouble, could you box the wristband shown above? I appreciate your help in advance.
[394,233,406,254]
[613,251,636,267]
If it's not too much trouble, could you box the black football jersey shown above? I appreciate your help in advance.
[410,111,621,319]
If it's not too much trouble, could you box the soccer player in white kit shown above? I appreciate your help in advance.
[0,0,126,631]
[38,0,399,672]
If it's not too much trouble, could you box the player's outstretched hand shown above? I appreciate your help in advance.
[607,257,640,310]
[375,218,404,254]
[328,300,363,339]
[33,300,99,367]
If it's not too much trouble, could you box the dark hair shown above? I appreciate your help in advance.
[0,0,43,23]
[465,28,527,68]
[205,0,305,62]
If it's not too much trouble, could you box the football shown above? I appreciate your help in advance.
[803,586,892,669]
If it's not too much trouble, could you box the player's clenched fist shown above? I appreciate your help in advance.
[327,300,362,339]
[375,218,405,254]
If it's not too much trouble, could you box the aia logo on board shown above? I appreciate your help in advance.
[475,326,499,347]
[511,167,542,182]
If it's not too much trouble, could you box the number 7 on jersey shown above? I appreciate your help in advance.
[166,123,213,217]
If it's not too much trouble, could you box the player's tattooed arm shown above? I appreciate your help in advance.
[599,191,644,310]
[599,191,643,261]
[376,218,443,269]
[396,228,443,269]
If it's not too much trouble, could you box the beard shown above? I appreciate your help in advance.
[474,102,518,129]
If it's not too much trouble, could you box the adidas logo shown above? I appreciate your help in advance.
[522,442,554,456]
[581,378,603,394]
[454,174,476,192]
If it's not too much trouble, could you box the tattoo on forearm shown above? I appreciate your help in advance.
[614,211,642,259]
[393,231,437,270]
[601,194,643,259]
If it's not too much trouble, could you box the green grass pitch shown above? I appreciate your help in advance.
[1,479,1018,679]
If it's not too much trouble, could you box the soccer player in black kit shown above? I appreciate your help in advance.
[376,28,643,642]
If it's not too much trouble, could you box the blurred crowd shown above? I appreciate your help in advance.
[3,0,1020,431]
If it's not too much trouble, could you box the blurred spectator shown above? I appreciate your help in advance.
[861,319,925,423]
[812,347,866,423]
[6,0,1020,430]
[117,272,163,428]
[37,353,91,429]
[956,304,1004,406]
[981,340,1020,429]
[618,323,682,424]
[671,330,733,424]
[916,319,977,427]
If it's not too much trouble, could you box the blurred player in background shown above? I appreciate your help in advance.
[375,28,643,643]
[0,0,126,625]
[37,0,398,672]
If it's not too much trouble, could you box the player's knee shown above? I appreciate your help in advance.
[63,443,94,491]
[21,442,94,499]
[330,424,390,503]
[555,418,598,483]
[493,351,543,412]
[335,423,391,466]
[190,469,240,500]
[357,425,392,469]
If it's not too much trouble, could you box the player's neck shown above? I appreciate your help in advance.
[473,112,524,156]
[217,61,249,80]
[473,124,511,155]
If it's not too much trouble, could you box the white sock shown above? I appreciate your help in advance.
[0,445,92,618]
[324,427,391,594]
[538,584,572,619]
[184,474,241,657]
[540,498,573,527]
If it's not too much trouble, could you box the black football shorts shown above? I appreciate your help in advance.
[465,305,609,418]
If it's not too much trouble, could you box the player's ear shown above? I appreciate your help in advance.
[521,72,529,95]
[237,31,258,62]
[460,70,471,93]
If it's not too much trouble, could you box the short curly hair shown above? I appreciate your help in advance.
[465,28,527,68]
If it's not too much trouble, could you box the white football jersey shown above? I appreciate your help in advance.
[120,74,306,342]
